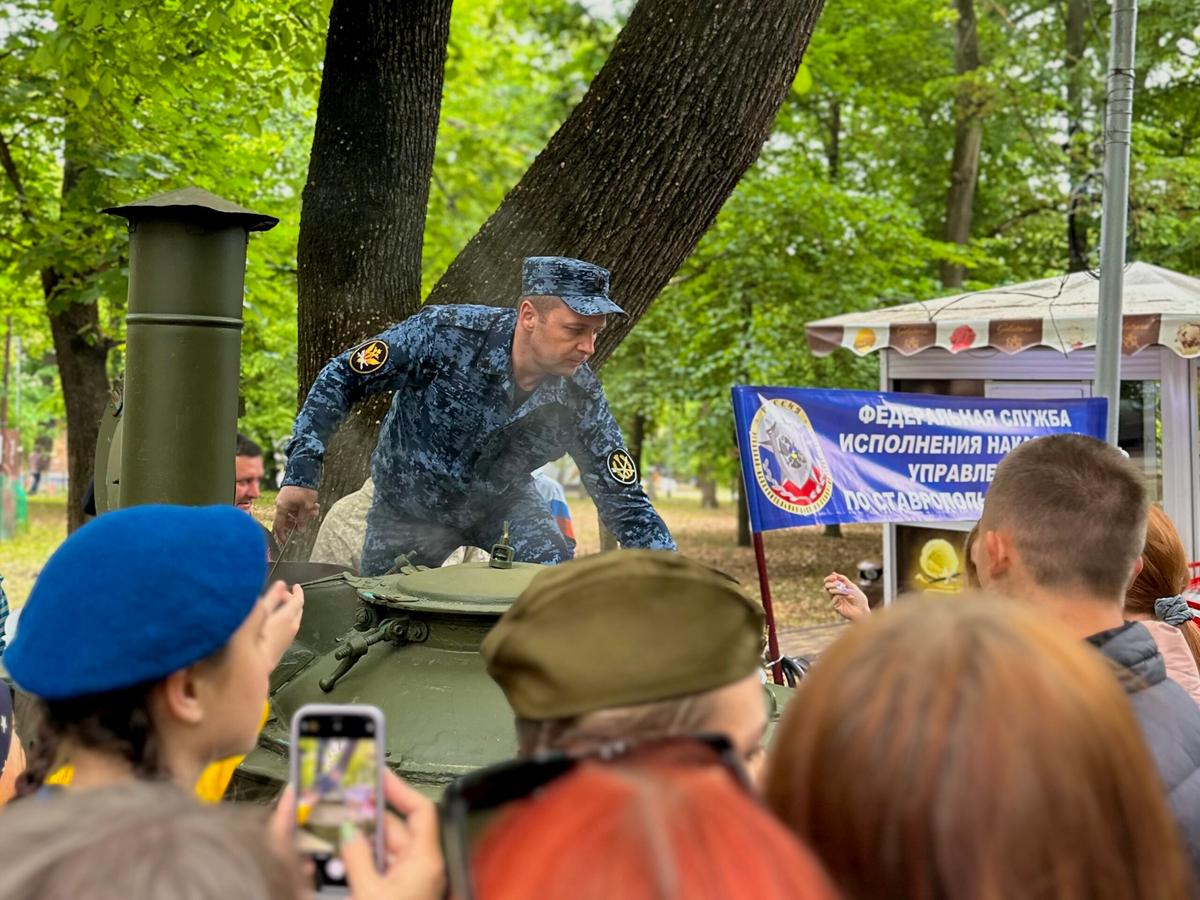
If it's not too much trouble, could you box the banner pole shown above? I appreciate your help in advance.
[752,531,784,685]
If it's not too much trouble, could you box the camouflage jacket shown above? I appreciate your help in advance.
[283,305,674,551]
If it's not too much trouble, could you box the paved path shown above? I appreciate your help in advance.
[778,622,849,660]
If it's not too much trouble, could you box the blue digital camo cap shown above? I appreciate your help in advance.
[521,256,625,317]
[5,504,267,700]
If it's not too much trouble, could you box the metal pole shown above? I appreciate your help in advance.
[752,532,784,685]
[1094,0,1138,446]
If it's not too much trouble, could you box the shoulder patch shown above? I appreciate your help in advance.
[607,448,638,485]
[348,338,389,374]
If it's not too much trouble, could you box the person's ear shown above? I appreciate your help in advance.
[517,299,539,331]
[1130,555,1145,584]
[984,528,1013,580]
[157,668,206,726]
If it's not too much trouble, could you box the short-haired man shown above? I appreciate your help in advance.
[235,433,278,560]
[482,550,770,777]
[972,433,1200,871]
[274,257,674,575]
[234,433,265,514]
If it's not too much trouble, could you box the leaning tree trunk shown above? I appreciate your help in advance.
[295,0,453,549]
[427,0,825,367]
[940,0,984,290]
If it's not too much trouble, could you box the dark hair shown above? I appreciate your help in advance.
[16,637,232,796]
[235,433,263,459]
[17,682,166,796]
[982,434,1148,598]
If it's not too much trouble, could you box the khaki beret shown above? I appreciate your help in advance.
[482,550,765,719]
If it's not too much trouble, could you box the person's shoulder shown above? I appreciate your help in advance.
[419,303,514,333]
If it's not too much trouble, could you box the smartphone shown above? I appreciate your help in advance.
[290,704,386,891]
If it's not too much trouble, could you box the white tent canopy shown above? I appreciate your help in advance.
[806,263,1200,360]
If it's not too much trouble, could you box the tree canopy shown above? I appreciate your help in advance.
[1,0,1197,527]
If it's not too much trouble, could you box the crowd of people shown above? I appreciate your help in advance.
[0,432,1199,898]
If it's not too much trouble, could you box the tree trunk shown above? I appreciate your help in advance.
[940,0,984,290]
[823,523,842,538]
[826,98,841,181]
[698,474,719,509]
[295,0,453,545]
[1064,0,1090,272]
[427,0,825,367]
[598,517,619,551]
[736,469,751,548]
[45,276,111,533]
[44,149,112,533]
[628,411,646,475]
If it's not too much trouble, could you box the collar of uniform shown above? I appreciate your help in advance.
[475,308,518,376]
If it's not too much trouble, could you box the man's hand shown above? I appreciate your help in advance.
[273,485,320,544]
[261,580,304,667]
[341,770,446,900]
[825,572,871,623]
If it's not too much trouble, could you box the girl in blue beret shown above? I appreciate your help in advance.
[6,505,301,796]
[3,505,447,900]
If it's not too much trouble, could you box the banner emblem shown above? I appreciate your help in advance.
[749,395,833,515]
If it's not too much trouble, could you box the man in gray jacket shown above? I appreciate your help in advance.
[972,433,1200,875]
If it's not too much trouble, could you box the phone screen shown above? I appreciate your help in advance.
[294,711,382,889]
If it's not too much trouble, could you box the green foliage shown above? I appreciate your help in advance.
[0,0,329,455]
[421,0,622,296]
[606,0,1200,485]
[1,0,1198,495]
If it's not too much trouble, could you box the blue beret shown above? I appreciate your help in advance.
[6,505,267,700]
[521,257,625,317]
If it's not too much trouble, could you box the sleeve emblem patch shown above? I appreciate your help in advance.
[348,339,389,374]
[607,449,638,485]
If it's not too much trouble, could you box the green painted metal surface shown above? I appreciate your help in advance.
[228,560,796,801]
[229,563,544,801]
[102,188,276,508]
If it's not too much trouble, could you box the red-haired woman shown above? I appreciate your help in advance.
[468,741,838,900]
[1125,505,1200,704]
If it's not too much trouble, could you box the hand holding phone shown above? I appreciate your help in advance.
[339,770,446,900]
[291,704,386,891]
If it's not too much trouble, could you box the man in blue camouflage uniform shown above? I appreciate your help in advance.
[275,257,675,575]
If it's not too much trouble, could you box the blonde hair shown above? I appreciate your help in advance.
[0,782,304,899]
[516,692,718,756]
[765,597,1192,900]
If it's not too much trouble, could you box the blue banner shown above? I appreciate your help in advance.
[732,386,1107,531]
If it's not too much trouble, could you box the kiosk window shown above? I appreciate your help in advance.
[1119,380,1162,503]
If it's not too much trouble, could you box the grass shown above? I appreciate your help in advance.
[2,494,69,610]
[2,488,882,628]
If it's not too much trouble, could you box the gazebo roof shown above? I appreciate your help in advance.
[806,263,1200,359]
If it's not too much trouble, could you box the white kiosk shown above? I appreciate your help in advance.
[806,263,1200,603]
